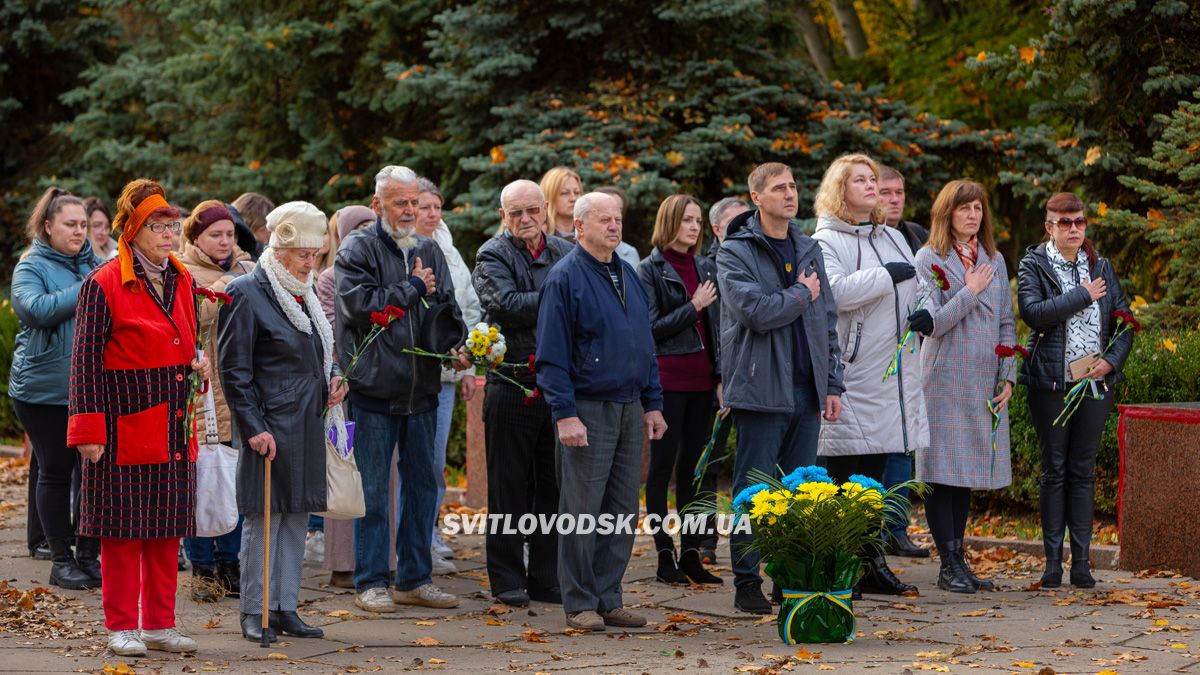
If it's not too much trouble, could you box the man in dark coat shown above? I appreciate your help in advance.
[472,179,573,608]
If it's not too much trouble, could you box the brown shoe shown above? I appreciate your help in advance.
[329,571,354,589]
[565,610,605,631]
[599,607,647,627]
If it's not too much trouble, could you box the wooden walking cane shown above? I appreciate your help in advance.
[261,456,271,648]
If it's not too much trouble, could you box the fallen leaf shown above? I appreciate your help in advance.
[795,648,821,659]
[414,620,437,626]
[326,610,350,617]
[522,629,551,643]
[414,637,442,646]
[960,608,991,617]
[1011,662,1036,669]
[485,618,508,626]
[203,618,221,629]
[266,653,288,660]
[427,658,446,664]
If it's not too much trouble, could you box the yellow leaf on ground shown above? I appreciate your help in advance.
[960,608,991,617]
[203,618,221,629]
[327,610,350,617]
[522,629,550,643]
[795,648,821,659]
[486,618,507,626]
[1161,338,1177,353]
[910,663,950,672]
[266,653,288,660]
[414,637,442,646]
[427,658,446,664]
[1171,643,1188,649]
[414,620,437,626]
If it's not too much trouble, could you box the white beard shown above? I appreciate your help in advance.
[382,216,419,250]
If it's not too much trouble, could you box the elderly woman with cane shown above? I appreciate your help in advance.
[220,202,346,644]
[67,178,209,656]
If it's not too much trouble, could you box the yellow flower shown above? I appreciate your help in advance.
[488,327,499,340]
[795,482,838,502]
[842,482,884,510]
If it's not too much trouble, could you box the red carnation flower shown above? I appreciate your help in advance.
[214,291,233,304]
[930,264,948,290]
[523,387,541,407]
[1014,345,1030,359]
[385,305,406,318]
[995,345,1015,358]
[527,354,537,374]
[370,311,390,328]
[196,287,218,302]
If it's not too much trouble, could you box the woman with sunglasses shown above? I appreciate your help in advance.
[67,178,209,656]
[1016,192,1132,590]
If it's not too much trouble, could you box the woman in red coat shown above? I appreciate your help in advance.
[67,178,210,657]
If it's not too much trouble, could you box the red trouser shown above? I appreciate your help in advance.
[100,537,179,631]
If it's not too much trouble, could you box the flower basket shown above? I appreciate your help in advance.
[766,553,860,644]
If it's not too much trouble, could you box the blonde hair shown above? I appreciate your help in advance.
[651,195,703,255]
[813,154,886,224]
[539,166,582,234]
[927,179,997,258]
[231,192,274,234]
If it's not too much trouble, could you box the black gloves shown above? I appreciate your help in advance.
[908,309,933,335]
[884,262,916,285]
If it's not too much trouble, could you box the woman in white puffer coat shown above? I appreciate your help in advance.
[811,154,929,597]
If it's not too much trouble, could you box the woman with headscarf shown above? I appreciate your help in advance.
[219,202,346,643]
[67,178,209,656]
[177,200,255,601]
[11,187,101,590]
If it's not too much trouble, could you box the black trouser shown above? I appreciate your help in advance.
[13,401,82,543]
[484,381,559,595]
[698,407,733,551]
[822,453,888,486]
[1028,387,1115,564]
[925,483,971,547]
[26,450,44,552]
[646,390,714,553]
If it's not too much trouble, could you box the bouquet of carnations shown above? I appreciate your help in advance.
[701,466,921,644]
[883,264,949,381]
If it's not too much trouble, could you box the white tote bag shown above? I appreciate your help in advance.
[194,387,240,537]
[316,405,365,519]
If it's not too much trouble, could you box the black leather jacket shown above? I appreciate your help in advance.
[636,248,721,377]
[335,221,457,415]
[1016,243,1133,392]
[472,231,574,387]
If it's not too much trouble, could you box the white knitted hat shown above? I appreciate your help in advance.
[266,201,327,249]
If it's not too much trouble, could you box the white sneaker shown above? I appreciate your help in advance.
[141,627,197,653]
[305,531,325,565]
[431,550,457,576]
[432,536,455,560]
[391,583,459,608]
[108,629,146,656]
[355,587,396,613]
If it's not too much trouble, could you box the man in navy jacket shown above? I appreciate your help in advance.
[536,192,667,632]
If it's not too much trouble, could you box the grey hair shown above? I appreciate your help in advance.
[709,197,750,226]
[416,176,442,201]
[374,165,418,197]
[573,192,612,223]
[499,179,545,209]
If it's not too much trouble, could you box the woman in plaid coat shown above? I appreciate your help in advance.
[911,180,1017,594]
[66,179,210,657]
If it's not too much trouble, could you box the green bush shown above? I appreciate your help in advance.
[1003,329,1200,515]
[0,297,24,440]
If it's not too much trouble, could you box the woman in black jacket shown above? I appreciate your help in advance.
[636,194,723,586]
[1017,192,1132,590]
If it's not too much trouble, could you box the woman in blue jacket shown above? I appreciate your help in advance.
[9,187,101,589]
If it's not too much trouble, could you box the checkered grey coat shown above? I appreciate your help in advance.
[914,246,1017,490]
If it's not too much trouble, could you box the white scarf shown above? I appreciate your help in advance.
[260,247,349,449]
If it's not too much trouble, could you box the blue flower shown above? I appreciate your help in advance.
[781,465,833,490]
[847,474,884,491]
[732,483,770,513]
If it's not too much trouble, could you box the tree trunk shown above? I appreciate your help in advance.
[828,0,869,58]
[795,1,835,79]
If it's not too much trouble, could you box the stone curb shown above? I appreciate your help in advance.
[912,532,1121,569]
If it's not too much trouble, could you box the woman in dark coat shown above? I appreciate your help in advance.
[636,194,723,586]
[1017,192,1132,590]
[11,187,101,590]
[219,201,345,643]
[67,178,208,657]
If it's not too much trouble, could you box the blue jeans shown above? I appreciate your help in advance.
[730,384,821,588]
[398,382,454,547]
[184,516,244,569]
[307,514,324,531]
[882,452,913,539]
[350,404,438,592]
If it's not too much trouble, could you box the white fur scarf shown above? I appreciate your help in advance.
[260,247,349,451]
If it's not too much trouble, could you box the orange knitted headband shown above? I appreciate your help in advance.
[123,193,171,242]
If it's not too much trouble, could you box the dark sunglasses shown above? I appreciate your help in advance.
[1047,216,1088,230]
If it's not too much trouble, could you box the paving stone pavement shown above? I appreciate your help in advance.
[1,502,1198,674]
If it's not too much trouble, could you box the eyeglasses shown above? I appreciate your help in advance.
[147,221,183,235]
[505,206,542,220]
[1047,217,1088,230]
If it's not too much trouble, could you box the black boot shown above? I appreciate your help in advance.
[886,529,931,558]
[1040,471,1066,588]
[936,541,975,594]
[953,540,994,590]
[1070,558,1095,588]
[75,536,102,584]
[734,581,772,615]
[269,610,324,638]
[655,549,689,584]
[240,613,277,643]
[48,539,95,590]
[191,567,219,603]
[678,549,723,585]
[1067,477,1096,589]
[858,553,917,595]
[215,560,241,598]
